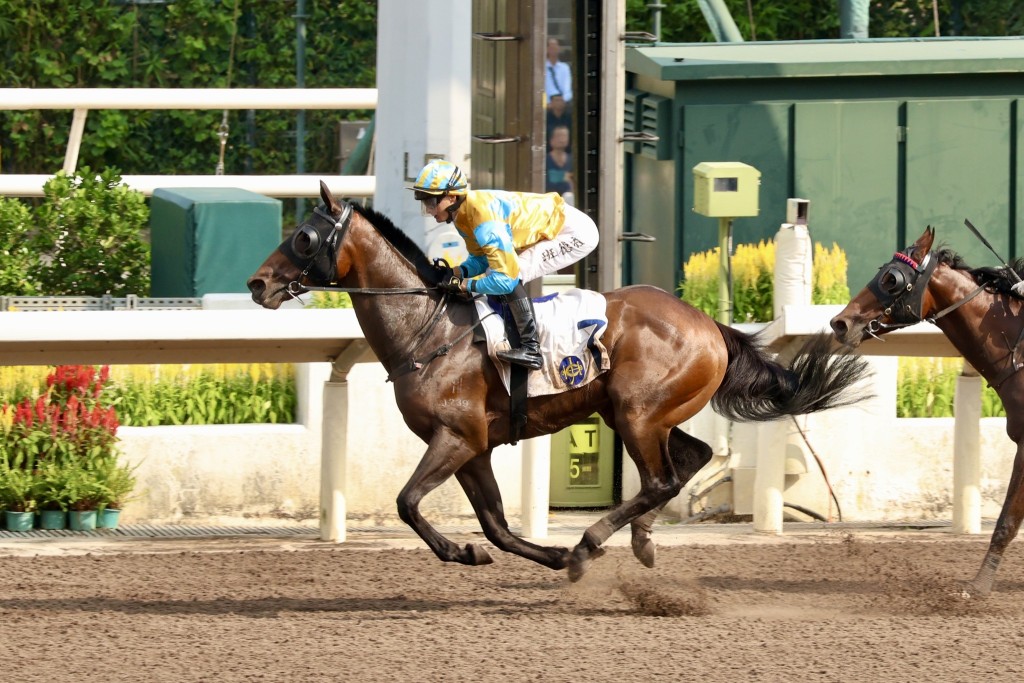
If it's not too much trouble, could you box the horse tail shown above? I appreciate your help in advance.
[710,325,873,422]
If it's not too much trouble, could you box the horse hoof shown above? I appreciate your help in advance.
[632,538,656,568]
[566,545,604,583]
[464,543,494,565]
[957,580,989,600]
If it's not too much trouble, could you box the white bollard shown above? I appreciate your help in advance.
[953,362,982,534]
[320,380,349,542]
[753,419,786,533]
[520,435,552,538]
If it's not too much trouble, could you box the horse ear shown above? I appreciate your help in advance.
[319,180,342,215]
[914,225,935,257]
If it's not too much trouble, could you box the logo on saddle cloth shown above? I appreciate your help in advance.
[558,355,586,387]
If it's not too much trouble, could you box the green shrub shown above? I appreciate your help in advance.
[30,168,150,296]
[0,197,38,295]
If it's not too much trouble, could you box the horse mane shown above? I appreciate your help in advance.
[350,202,442,285]
[932,245,1024,298]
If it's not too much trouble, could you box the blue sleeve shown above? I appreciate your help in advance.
[459,254,488,279]
[468,271,518,296]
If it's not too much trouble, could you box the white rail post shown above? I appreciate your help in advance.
[320,340,370,542]
[520,435,551,538]
[953,360,982,534]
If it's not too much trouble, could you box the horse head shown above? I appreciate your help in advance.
[831,226,939,346]
[248,181,355,309]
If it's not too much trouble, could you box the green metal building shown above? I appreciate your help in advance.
[623,37,1024,292]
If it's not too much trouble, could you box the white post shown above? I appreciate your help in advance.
[952,360,982,534]
[320,380,348,542]
[319,340,371,542]
[753,419,786,533]
[520,435,551,538]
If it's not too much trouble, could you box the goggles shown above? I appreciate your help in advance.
[419,194,443,216]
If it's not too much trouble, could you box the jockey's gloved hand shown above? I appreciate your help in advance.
[437,274,465,294]
[432,258,457,284]
[1011,280,1024,297]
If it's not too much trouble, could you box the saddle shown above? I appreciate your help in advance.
[472,288,610,397]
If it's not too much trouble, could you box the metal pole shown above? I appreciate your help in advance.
[717,217,733,325]
[294,0,308,223]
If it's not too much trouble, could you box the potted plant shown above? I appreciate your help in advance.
[34,461,72,530]
[64,466,109,531]
[96,461,138,530]
[0,466,38,531]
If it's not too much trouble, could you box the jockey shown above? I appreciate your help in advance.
[410,159,599,370]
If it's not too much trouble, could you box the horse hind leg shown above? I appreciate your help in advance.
[965,440,1024,597]
[455,452,571,570]
[629,427,714,569]
[568,423,684,582]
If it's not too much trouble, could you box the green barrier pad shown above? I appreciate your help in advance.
[150,188,282,297]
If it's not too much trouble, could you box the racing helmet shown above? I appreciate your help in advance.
[410,159,469,198]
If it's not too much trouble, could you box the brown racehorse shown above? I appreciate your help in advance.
[248,181,870,581]
[831,225,1024,597]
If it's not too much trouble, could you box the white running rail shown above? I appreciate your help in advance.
[0,88,378,198]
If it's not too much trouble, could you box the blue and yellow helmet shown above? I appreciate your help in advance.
[410,159,469,197]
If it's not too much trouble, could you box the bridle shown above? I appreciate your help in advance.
[280,203,354,293]
[278,202,431,297]
[865,249,985,340]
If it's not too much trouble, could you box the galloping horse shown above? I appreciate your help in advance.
[248,181,870,581]
[831,225,1024,597]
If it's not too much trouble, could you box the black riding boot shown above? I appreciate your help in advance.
[497,284,543,370]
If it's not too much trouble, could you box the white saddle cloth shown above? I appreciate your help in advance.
[474,288,610,397]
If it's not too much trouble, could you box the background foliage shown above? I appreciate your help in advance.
[625,0,1023,42]
[0,0,377,177]
[679,239,849,322]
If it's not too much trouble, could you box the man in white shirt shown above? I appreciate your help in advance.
[545,37,572,106]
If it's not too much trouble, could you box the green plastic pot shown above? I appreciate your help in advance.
[4,510,35,532]
[68,510,97,531]
[39,509,67,530]
[97,508,121,530]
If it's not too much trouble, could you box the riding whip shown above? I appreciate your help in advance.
[963,218,1023,284]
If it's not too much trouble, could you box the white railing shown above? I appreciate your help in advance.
[0,88,378,198]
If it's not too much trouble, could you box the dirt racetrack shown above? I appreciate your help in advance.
[1,528,1023,682]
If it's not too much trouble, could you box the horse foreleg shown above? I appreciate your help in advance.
[966,441,1024,597]
[396,429,494,566]
[455,453,571,570]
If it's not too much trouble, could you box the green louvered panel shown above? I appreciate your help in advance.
[639,94,672,160]
[624,89,646,155]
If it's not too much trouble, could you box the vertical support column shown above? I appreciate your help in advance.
[717,217,733,325]
[320,378,349,542]
[520,434,551,538]
[753,419,785,533]
[319,339,370,542]
[953,360,982,534]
